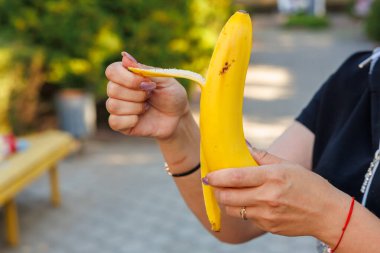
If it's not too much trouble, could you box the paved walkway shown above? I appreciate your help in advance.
[0,14,374,253]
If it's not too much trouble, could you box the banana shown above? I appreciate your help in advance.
[128,10,258,232]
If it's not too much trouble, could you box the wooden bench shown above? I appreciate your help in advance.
[0,130,76,246]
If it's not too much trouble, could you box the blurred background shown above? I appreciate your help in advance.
[0,0,379,252]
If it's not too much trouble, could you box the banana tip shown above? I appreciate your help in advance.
[237,10,248,14]
[210,223,221,232]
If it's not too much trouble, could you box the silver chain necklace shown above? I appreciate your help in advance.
[318,48,380,253]
[361,148,380,201]
[319,144,380,253]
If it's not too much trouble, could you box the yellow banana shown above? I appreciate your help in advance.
[128,10,258,232]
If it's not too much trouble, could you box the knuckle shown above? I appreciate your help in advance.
[264,189,282,207]
[267,197,281,208]
[108,115,138,134]
[128,115,139,128]
[218,190,230,204]
[106,98,118,114]
[230,170,244,185]
[268,168,287,184]
[108,115,120,131]
[105,63,117,80]
[127,73,142,88]
[107,82,119,98]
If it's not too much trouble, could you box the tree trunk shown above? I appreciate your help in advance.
[0,84,12,134]
[14,51,46,133]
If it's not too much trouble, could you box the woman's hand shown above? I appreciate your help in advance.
[105,52,190,140]
[204,149,351,241]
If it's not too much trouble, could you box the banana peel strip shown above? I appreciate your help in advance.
[128,67,206,86]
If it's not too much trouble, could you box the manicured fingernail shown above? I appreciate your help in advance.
[144,103,150,111]
[245,139,253,149]
[140,81,156,91]
[121,51,138,63]
[201,177,209,185]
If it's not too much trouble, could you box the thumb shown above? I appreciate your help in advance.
[121,51,158,72]
[121,51,139,68]
[250,148,286,165]
[121,51,171,84]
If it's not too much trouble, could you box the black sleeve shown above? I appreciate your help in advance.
[295,76,330,134]
[295,51,372,134]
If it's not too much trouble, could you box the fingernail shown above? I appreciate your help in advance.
[201,177,209,185]
[140,81,156,91]
[144,103,150,111]
[146,90,153,98]
[245,139,253,149]
[121,51,138,63]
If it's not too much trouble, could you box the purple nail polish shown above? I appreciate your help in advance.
[140,81,157,91]
[144,103,150,111]
[121,51,138,63]
[202,177,209,185]
[245,139,253,149]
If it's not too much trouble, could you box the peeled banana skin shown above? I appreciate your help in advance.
[127,10,258,232]
[200,10,258,232]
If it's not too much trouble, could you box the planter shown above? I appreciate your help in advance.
[55,89,96,139]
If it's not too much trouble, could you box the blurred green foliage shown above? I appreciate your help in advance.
[0,0,232,132]
[284,12,329,29]
[365,0,380,41]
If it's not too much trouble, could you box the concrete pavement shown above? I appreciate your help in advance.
[0,14,374,253]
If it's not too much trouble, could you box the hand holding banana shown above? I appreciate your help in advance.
[105,53,189,140]
[204,149,352,240]
[127,11,258,231]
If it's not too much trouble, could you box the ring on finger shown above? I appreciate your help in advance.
[240,206,248,220]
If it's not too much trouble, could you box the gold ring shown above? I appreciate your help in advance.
[240,206,248,220]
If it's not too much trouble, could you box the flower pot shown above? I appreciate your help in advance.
[55,89,96,139]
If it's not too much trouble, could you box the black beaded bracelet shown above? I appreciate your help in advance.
[165,162,201,177]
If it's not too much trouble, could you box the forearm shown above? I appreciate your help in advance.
[157,111,264,243]
[267,121,314,169]
[317,190,380,252]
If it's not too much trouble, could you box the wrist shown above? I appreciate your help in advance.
[314,185,352,247]
[157,111,200,175]
[156,110,196,144]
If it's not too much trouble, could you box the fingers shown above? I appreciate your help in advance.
[214,187,258,207]
[122,52,152,70]
[108,115,139,132]
[121,51,176,85]
[107,81,152,102]
[105,61,145,90]
[224,206,263,223]
[106,98,149,116]
[214,182,283,207]
[250,149,286,165]
[206,167,267,188]
[121,51,139,68]
[224,206,256,220]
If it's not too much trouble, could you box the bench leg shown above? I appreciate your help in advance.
[5,199,19,246]
[49,165,61,207]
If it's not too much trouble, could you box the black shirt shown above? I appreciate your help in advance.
[296,51,380,218]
